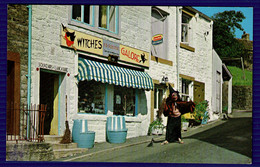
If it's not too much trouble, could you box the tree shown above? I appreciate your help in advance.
[211,10,246,67]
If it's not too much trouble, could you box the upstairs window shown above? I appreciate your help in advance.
[71,5,119,35]
[99,5,117,33]
[72,5,94,26]
[181,13,192,44]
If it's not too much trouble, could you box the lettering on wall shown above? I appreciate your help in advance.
[38,63,68,73]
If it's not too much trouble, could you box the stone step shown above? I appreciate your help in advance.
[44,135,63,143]
[51,142,78,150]
[53,148,88,159]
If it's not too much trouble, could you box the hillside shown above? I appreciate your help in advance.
[227,66,252,86]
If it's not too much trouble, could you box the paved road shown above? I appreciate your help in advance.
[65,111,252,164]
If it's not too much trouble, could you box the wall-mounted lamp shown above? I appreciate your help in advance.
[161,76,168,84]
[108,54,119,63]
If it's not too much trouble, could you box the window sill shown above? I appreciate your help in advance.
[180,43,195,52]
[69,19,121,40]
[151,55,173,66]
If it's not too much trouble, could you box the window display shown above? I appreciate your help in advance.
[78,80,105,114]
[114,85,136,116]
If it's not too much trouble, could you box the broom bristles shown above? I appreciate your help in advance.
[60,121,72,144]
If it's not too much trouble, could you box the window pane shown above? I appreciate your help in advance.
[78,80,106,114]
[181,23,188,42]
[72,5,82,21]
[109,6,116,32]
[83,5,91,24]
[99,5,107,29]
[114,85,136,116]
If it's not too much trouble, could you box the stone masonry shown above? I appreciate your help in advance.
[7,4,28,105]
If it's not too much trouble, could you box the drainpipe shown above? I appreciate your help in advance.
[176,7,180,91]
[26,5,32,139]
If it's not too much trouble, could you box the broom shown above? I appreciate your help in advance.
[60,95,72,144]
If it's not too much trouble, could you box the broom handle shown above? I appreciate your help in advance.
[66,95,67,121]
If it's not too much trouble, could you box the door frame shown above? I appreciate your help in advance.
[7,51,20,135]
[40,69,63,135]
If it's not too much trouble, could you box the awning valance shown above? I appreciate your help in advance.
[78,57,153,90]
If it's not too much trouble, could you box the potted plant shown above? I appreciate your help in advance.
[193,100,209,124]
[148,119,165,135]
[181,115,189,131]
[148,109,165,135]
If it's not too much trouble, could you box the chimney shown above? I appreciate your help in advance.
[242,31,250,41]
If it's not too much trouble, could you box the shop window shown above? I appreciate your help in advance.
[78,80,106,114]
[181,13,192,44]
[71,5,119,35]
[181,78,192,101]
[114,85,136,116]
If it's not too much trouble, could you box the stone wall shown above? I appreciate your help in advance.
[232,86,252,110]
[7,5,29,105]
[6,142,54,161]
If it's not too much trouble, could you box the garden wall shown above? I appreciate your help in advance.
[232,86,252,110]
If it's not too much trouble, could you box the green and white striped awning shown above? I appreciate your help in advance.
[77,57,153,90]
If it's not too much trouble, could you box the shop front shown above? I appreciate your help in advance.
[60,26,154,142]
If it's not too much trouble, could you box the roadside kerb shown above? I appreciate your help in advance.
[61,119,225,162]
[62,136,164,162]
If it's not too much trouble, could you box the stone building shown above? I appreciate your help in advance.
[7,5,228,143]
[7,5,29,135]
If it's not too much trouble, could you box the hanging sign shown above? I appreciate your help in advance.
[120,45,149,67]
[103,40,120,57]
[61,25,103,55]
[152,34,163,45]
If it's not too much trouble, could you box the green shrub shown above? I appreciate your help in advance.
[193,100,209,123]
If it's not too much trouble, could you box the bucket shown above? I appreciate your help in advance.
[72,119,95,148]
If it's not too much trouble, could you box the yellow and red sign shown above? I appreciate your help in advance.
[61,26,103,55]
[120,45,149,67]
[152,34,163,45]
[61,25,150,67]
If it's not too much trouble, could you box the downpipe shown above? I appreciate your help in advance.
[26,5,32,139]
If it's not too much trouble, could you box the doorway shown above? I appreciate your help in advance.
[194,81,205,103]
[40,71,60,135]
[7,51,20,135]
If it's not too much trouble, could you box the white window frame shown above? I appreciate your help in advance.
[69,5,120,39]
[181,13,192,44]
[180,78,193,101]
